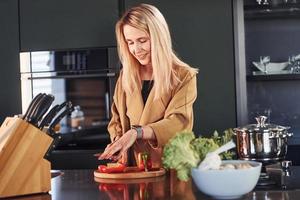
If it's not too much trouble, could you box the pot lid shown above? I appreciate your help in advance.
[236,116,290,133]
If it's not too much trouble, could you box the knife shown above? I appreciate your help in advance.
[38,101,72,130]
[47,105,74,136]
[28,94,55,127]
[38,104,60,130]
[25,93,47,123]
[44,134,62,161]
[23,93,45,121]
[35,94,55,123]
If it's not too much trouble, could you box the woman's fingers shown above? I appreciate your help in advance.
[100,142,123,160]
[99,139,119,159]
[99,131,136,160]
[115,150,127,161]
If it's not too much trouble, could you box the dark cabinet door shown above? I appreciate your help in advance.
[19,0,119,51]
[124,0,237,135]
[0,0,22,123]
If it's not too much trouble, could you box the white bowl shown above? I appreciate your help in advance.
[252,61,289,73]
[191,160,262,199]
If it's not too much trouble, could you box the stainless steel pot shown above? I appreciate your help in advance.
[234,116,293,162]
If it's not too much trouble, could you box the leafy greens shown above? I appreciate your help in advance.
[162,129,235,181]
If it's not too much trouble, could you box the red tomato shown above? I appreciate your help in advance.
[106,163,126,173]
[98,165,107,173]
[98,163,126,173]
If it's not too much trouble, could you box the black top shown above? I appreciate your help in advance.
[141,80,153,104]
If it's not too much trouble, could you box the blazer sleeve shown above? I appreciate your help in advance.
[148,71,197,148]
[107,77,123,142]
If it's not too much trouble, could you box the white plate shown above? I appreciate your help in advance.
[252,61,289,73]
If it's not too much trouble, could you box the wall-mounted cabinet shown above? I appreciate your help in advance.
[19,0,119,51]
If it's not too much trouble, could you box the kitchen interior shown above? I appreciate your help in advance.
[1,0,300,199]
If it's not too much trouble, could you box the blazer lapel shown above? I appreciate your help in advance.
[126,87,144,125]
[140,88,168,125]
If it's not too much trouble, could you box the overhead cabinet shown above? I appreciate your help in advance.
[0,0,21,123]
[19,0,119,51]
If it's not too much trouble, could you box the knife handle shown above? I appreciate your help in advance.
[48,105,74,135]
[23,93,44,121]
[38,104,60,130]
[39,101,72,130]
[25,93,47,122]
[28,94,55,126]
[35,94,55,123]
[44,135,62,161]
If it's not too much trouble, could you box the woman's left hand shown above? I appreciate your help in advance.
[99,129,137,161]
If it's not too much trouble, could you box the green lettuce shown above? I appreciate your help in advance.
[162,129,235,181]
[162,131,199,181]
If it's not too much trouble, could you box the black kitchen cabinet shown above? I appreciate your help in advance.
[0,0,22,123]
[124,0,237,136]
[19,0,119,51]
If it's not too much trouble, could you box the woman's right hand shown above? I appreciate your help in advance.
[99,129,138,161]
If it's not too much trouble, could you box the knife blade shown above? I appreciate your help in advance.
[23,93,45,121]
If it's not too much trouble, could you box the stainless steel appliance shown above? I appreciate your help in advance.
[234,116,293,162]
[20,47,119,128]
[19,47,120,169]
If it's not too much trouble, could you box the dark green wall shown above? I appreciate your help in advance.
[0,0,237,135]
[125,0,237,136]
[0,0,22,123]
[19,0,119,51]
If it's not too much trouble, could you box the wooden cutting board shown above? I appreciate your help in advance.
[94,167,166,179]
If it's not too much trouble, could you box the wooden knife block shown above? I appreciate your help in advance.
[0,117,53,198]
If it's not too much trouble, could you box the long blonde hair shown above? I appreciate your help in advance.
[116,4,197,99]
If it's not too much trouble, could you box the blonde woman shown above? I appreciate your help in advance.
[100,4,198,168]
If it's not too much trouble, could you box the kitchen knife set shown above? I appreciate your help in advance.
[23,93,73,131]
[22,93,74,160]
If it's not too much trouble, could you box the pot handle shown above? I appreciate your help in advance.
[255,116,267,127]
[232,128,238,135]
[269,132,293,138]
[280,132,293,138]
[286,132,293,137]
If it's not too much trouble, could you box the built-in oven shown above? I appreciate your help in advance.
[20,47,120,169]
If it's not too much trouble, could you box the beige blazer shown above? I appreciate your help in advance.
[107,65,197,167]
